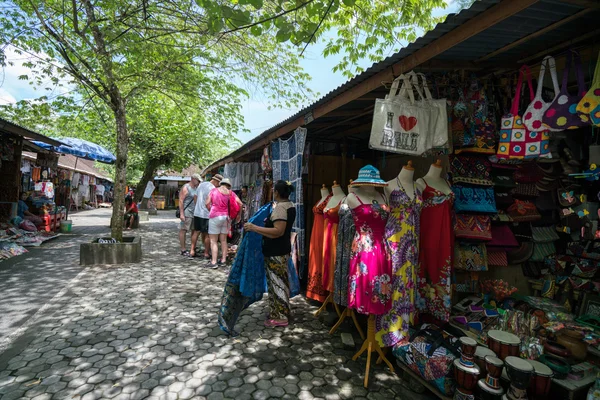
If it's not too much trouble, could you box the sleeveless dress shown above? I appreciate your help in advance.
[306,195,332,302]
[417,179,455,322]
[322,200,344,292]
[348,194,393,315]
[375,182,422,347]
[333,204,355,306]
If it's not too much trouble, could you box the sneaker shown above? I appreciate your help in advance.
[218,261,227,267]
[206,262,218,269]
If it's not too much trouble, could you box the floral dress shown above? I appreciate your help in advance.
[376,182,422,347]
[417,179,455,322]
[348,194,393,315]
[307,195,332,302]
[333,204,356,306]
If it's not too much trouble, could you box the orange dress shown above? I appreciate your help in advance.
[306,195,331,301]
[322,201,343,292]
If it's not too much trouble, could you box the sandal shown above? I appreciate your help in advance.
[264,319,288,328]
[181,250,190,256]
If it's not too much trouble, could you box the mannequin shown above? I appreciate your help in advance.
[317,184,330,206]
[385,161,415,200]
[348,179,357,194]
[347,185,386,210]
[325,181,346,209]
[416,159,452,195]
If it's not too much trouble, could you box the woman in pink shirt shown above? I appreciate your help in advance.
[205,178,243,268]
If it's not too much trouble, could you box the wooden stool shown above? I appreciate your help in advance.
[352,314,395,388]
[329,307,365,340]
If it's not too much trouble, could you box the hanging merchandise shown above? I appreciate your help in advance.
[332,203,356,307]
[454,214,492,241]
[369,74,441,155]
[453,185,497,214]
[497,65,551,160]
[454,242,488,271]
[544,51,589,130]
[523,56,560,132]
[577,49,600,125]
[450,155,493,186]
[411,72,449,149]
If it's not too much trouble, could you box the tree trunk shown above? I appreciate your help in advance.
[133,157,162,205]
[110,100,129,242]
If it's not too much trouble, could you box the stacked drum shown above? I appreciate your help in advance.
[503,356,533,400]
[454,337,481,400]
[478,356,505,400]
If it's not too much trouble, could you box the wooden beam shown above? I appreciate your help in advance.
[477,9,593,62]
[518,27,600,64]
[204,0,539,172]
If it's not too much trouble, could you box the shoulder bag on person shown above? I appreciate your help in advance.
[175,197,194,219]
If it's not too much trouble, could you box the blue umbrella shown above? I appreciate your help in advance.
[33,137,116,164]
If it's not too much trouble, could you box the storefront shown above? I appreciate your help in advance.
[206,0,600,398]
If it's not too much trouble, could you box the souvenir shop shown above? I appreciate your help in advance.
[206,1,600,399]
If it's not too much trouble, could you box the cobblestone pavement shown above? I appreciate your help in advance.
[0,209,435,400]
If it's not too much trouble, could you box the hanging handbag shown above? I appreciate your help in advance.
[497,65,552,160]
[369,74,435,155]
[577,49,600,126]
[454,214,492,241]
[524,56,560,132]
[412,73,449,149]
[454,242,488,271]
[453,185,497,214]
[544,50,589,130]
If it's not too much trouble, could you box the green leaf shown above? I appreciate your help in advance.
[249,0,263,9]
[342,0,356,5]
[250,25,263,36]
[276,29,291,42]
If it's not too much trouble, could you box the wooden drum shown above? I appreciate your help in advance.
[527,360,553,400]
[504,356,533,400]
[477,356,504,400]
[475,346,497,378]
[454,358,480,400]
[487,330,520,361]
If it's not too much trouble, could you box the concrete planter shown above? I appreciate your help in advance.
[138,211,149,221]
[80,236,142,265]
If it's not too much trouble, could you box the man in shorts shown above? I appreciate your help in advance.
[190,173,222,258]
[178,173,201,256]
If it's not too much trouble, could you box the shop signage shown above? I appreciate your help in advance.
[37,152,59,169]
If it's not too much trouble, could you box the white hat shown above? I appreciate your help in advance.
[220,178,232,186]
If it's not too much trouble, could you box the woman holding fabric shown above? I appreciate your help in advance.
[244,180,296,328]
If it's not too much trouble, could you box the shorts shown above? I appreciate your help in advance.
[194,217,209,233]
[179,216,193,231]
[209,216,229,235]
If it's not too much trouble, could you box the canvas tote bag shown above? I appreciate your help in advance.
[411,72,449,148]
[369,74,434,155]
[523,56,560,132]
[576,49,600,126]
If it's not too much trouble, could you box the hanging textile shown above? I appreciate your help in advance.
[271,127,307,260]
[218,203,300,336]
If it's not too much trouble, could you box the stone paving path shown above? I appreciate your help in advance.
[0,209,436,400]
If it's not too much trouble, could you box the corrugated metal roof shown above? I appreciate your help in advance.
[22,152,113,182]
[205,0,598,171]
[0,117,63,147]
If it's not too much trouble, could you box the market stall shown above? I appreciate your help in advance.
[206,0,600,397]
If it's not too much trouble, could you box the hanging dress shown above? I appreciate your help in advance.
[417,179,455,322]
[306,195,332,302]
[333,204,356,306]
[348,194,393,315]
[375,181,422,347]
[322,199,344,292]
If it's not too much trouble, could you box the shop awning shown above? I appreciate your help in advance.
[33,137,116,164]
[0,118,63,147]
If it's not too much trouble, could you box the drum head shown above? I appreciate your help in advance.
[488,330,520,345]
[461,337,478,347]
[475,346,496,359]
[454,358,480,375]
[528,360,553,377]
[484,355,504,367]
[505,356,534,372]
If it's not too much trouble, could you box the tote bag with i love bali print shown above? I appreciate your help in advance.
[497,65,551,160]
[576,49,600,126]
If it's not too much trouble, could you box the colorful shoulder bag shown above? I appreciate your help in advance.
[524,56,560,132]
[544,50,588,130]
[576,49,600,126]
[497,65,551,160]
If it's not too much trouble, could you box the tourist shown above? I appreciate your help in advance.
[190,174,222,259]
[178,173,201,256]
[205,178,242,268]
[124,196,138,229]
[244,180,296,328]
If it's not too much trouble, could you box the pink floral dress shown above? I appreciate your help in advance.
[348,194,393,315]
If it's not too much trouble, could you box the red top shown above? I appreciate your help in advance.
[127,202,138,213]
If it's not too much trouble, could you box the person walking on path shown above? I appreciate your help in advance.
[178,173,201,256]
[244,180,296,328]
[190,174,222,258]
[205,178,242,268]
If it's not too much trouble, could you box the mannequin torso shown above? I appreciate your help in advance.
[326,185,346,209]
[385,167,415,200]
[416,164,452,195]
[347,186,386,210]
[317,187,330,206]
